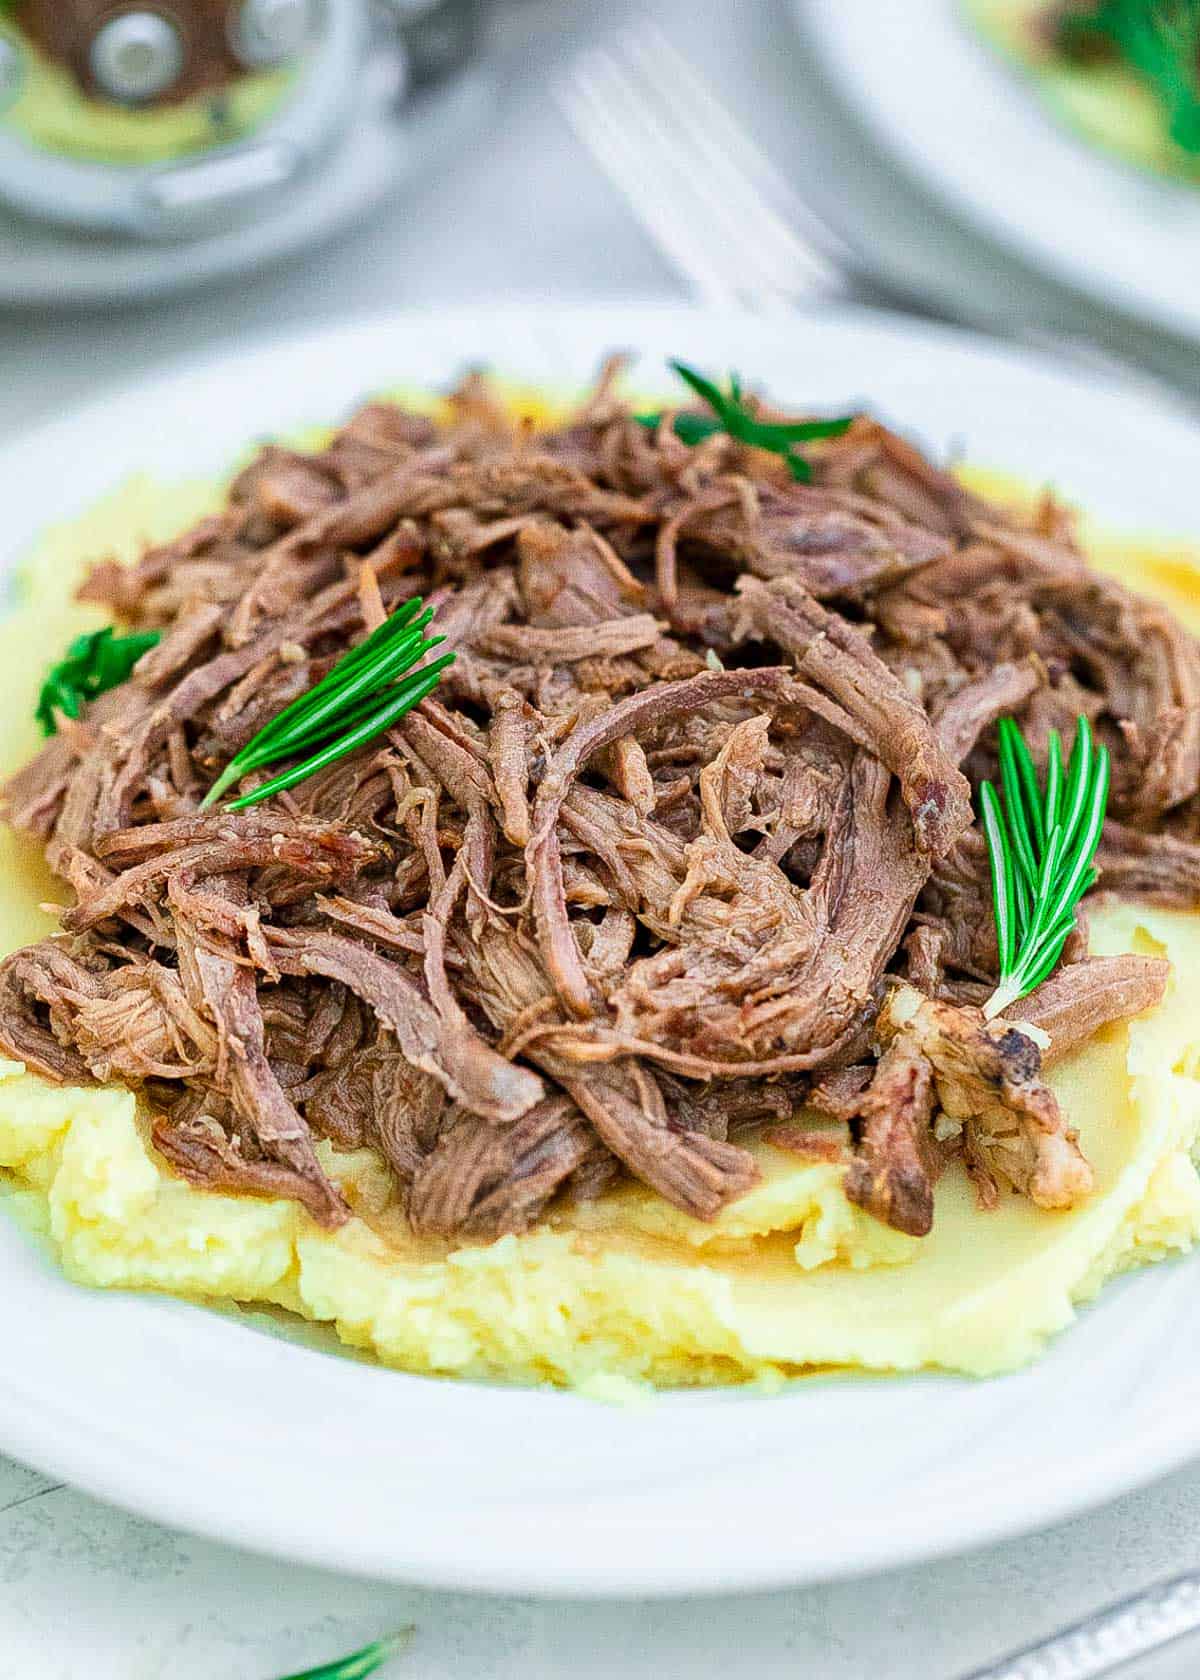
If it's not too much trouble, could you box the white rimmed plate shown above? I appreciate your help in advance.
[0,69,495,310]
[2,301,1200,1598]
[798,0,1200,344]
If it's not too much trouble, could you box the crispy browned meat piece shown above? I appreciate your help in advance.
[844,1033,939,1237]
[879,987,1094,1213]
[1015,955,1170,1066]
[0,368,1188,1239]
[833,954,1168,1235]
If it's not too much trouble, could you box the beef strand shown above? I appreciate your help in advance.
[0,368,1191,1240]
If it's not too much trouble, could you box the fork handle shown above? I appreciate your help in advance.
[961,1573,1200,1679]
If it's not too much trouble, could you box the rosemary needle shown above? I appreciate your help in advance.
[225,660,452,811]
[274,1630,412,1680]
[980,715,1111,1019]
[203,595,454,811]
[637,359,854,482]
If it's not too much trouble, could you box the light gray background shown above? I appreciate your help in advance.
[3,3,1200,1675]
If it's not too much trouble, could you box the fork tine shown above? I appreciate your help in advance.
[559,20,840,312]
[634,22,831,223]
[578,46,785,299]
[634,17,861,277]
[584,45,796,304]
[620,26,839,294]
[568,43,817,309]
[559,53,743,309]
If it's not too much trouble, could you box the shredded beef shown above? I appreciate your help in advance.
[409,1095,601,1238]
[878,986,1094,1212]
[733,574,973,855]
[0,366,1193,1240]
[1015,954,1170,1063]
[844,1033,939,1236]
[1097,820,1200,907]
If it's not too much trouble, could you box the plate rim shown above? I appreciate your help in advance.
[3,298,1200,1598]
[4,1355,1200,1600]
[0,69,496,310]
[796,0,1200,344]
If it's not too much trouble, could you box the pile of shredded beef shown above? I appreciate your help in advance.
[1,363,1196,1241]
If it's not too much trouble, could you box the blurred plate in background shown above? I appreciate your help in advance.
[0,0,495,310]
[797,0,1200,343]
[0,66,493,308]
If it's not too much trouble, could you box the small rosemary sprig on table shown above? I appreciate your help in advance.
[203,596,454,812]
[274,1630,411,1680]
[1057,0,1200,154]
[36,625,161,736]
[637,359,854,482]
[979,715,1110,1019]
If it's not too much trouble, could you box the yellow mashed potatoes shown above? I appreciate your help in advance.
[1,430,1199,1390]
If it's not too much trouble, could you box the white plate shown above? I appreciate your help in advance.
[3,302,1200,1598]
[0,70,494,309]
[800,0,1200,344]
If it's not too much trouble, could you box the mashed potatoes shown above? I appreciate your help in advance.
[1,443,1199,1390]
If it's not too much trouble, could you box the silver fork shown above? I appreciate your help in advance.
[555,16,1188,404]
[557,18,868,312]
[558,20,1200,1679]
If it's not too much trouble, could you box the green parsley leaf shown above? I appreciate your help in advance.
[36,626,161,736]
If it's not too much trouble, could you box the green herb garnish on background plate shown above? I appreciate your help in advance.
[980,715,1111,1018]
[1057,0,1200,154]
[274,1630,411,1680]
[638,358,854,482]
[203,595,454,812]
[36,625,161,736]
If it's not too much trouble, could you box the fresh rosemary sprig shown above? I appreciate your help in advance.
[979,715,1110,1019]
[274,1630,411,1680]
[637,359,854,482]
[202,596,454,812]
[1058,0,1200,154]
[36,625,161,736]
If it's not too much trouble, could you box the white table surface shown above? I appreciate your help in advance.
[4,3,1200,1676]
